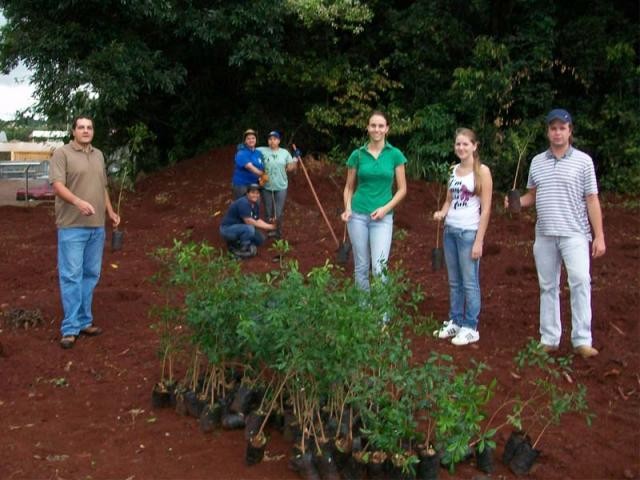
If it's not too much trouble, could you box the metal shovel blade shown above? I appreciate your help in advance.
[431,247,444,271]
[336,240,351,264]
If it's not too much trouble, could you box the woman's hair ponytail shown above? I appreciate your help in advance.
[454,127,482,196]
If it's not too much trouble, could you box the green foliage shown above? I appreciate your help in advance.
[619,198,640,211]
[304,59,403,137]
[579,41,640,193]
[269,239,292,269]
[513,338,573,379]
[106,122,159,200]
[284,0,373,33]
[506,339,594,449]
[430,360,490,469]
[491,120,540,192]
[405,104,456,180]
[1,0,636,190]
[149,240,499,468]
[126,122,159,176]
[0,115,63,142]
[411,313,440,338]
[392,228,407,242]
[450,37,512,127]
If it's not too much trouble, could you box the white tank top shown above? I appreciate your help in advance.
[445,165,480,230]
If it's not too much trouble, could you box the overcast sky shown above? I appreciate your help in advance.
[0,12,37,120]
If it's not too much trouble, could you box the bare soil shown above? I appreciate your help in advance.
[1,146,638,479]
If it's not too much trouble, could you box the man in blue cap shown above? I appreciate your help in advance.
[220,184,276,258]
[505,108,606,358]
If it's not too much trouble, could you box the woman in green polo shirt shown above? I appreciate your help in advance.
[341,111,408,293]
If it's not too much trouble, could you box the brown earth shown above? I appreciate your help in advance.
[0,146,639,480]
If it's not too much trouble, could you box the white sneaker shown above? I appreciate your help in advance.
[434,320,461,339]
[451,327,480,346]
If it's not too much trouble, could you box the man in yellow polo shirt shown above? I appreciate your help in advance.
[49,116,120,349]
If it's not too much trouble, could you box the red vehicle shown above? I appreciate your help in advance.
[15,181,55,201]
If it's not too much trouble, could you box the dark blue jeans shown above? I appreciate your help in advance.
[219,224,265,248]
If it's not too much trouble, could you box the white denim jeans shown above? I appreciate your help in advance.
[347,212,393,291]
[533,234,592,348]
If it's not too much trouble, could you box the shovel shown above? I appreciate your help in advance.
[432,219,444,271]
[292,144,340,251]
[336,222,351,264]
[431,177,447,271]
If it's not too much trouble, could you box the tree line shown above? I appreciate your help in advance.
[1,0,637,191]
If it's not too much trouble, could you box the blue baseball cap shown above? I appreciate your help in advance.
[546,109,572,124]
[267,130,281,139]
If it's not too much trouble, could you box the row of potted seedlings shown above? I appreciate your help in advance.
[150,241,593,478]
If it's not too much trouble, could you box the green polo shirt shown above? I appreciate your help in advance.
[347,142,407,215]
[49,142,108,228]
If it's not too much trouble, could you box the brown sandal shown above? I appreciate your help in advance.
[79,325,103,336]
[60,335,76,349]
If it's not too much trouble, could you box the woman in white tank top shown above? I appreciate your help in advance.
[432,128,493,346]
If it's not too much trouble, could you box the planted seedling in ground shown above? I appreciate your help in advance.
[503,339,594,476]
[269,239,291,268]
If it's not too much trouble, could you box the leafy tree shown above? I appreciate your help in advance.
[0,114,58,141]
[1,0,636,190]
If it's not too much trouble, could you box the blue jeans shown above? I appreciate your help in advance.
[57,227,105,337]
[262,189,287,233]
[219,224,265,248]
[533,234,592,348]
[443,226,481,329]
[347,212,393,291]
